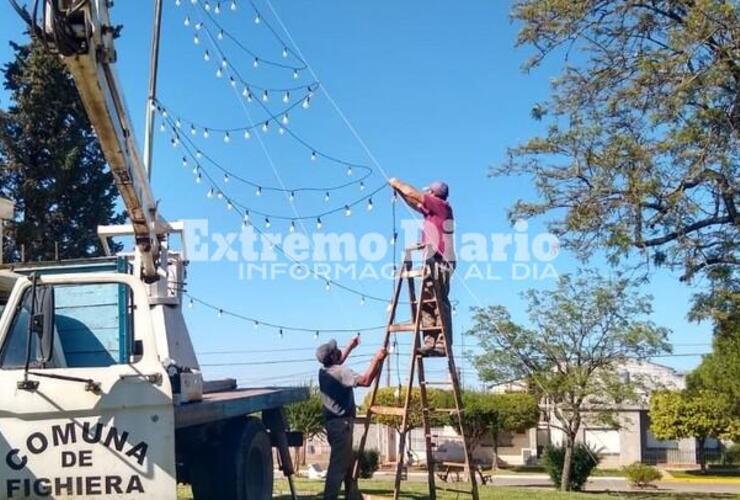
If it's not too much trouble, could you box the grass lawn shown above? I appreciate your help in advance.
[666,468,740,483]
[489,465,626,477]
[176,479,739,499]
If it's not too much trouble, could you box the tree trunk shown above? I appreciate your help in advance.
[698,437,707,473]
[491,430,499,470]
[293,446,301,470]
[561,436,574,492]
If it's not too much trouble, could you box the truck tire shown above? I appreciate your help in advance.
[220,417,274,500]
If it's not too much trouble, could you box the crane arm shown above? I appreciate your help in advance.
[14,0,166,281]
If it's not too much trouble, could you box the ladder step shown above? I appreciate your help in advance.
[399,269,426,279]
[434,408,463,414]
[422,381,452,386]
[369,405,406,417]
[428,434,466,440]
[388,323,443,332]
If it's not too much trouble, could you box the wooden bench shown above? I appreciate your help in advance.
[435,462,492,485]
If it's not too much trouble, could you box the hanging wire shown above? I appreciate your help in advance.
[193,0,308,72]
[165,115,386,221]
[187,294,386,333]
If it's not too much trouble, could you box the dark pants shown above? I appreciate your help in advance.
[421,256,454,347]
[324,417,359,500]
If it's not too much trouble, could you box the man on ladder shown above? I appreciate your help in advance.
[389,178,455,356]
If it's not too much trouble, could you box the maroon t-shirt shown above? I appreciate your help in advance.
[420,194,455,262]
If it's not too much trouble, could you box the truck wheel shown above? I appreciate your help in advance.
[221,417,274,500]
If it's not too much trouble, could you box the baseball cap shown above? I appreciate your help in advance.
[426,181,449,200]
[316,339,339,365]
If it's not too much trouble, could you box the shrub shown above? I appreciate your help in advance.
[355,449,380,479]
[542,443,600,491]
[723,443,740,465]
[623,462,662,488]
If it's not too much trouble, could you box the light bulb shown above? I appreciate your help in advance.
[278,127,285,135]
[192,165,199,175]
[311,151,317,161]
[171,137,179,147]
[253,320,259,328]
[316,218,322,229]
[347,166,352,176]
[256,186,262,196]
[283,91,290,103]
[191,34,199,46]
[159,123,166,132]
[182,157,188,167]
[325,281,331,291]
[221,58,228,68]
[216,67,223,78]
[265,218,271,228]
[243,130,251,140]
[227,200,233,210]
[254,13,260,24]
[196,150,202,159]
[224,131,231,142]
[175,0,181,6]
[324,192,330,202]
[302,97,311,109]
[195,172,202,183]
[217,29,224,40]
[188,298,193,308]
[391,232,398,246]
[191,0,196,4]
[214,2,221,14]
[253,57,259,68]
[360,296,365,305]
[367,198,373,211]
[195,22,203,30]
[207,188,214,198]
[279,329,284,339]
[218,309,223,318]
[162,110,168,118]
[281,113,289,125]
[176,118,182,128]
[314,331,319,339]
[204,1,210,11]
[217,190,224,199]
[360,181,365,191]
[262,121,269,133]
[282,47,289,58]
[289,191,295,201]
[289,221,296,232]
[229,76,236,87]
[262,90,269,102]
[184,16,190,26]
[293,69,299,79]
[190,124,196,135]
[230,0,236,10]
[345,205,352,216]
[203,128,210,139]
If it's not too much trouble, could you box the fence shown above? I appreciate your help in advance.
[643,448,722,465]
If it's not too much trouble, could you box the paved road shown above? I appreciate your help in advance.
[373,471,740,495]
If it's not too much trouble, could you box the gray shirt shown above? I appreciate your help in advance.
[318,364,361,420]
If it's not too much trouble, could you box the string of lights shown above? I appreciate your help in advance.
[186,294,387,334]
[192,0,308,72]
[163,113,386,222]
[157,106,374,194]
[190,15,377,173]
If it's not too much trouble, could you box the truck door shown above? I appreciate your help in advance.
[0,273,175,499]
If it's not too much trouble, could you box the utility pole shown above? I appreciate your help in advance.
[0,198,14,265]
[143,0,164,180]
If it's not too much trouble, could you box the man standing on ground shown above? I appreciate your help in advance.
[389,178,455,356]
[316,336,387,500]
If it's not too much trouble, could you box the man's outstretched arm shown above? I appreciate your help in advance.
[389,177,424,212]
[339,335,360,365]
[356,348,388,387]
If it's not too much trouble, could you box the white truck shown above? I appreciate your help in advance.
[0,1,307,499]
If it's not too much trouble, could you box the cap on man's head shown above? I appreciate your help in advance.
[427,181,449,200]
[316,339,339,365]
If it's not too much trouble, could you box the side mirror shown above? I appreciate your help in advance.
[32,286,55,364]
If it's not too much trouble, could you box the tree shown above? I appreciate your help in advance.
[457,391,539,469]
[650,389,739,471]
[0,39,122,262]
[285,386,325,466]
[497,1,739,288]
[468,271,670,490]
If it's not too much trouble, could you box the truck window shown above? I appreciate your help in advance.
[0,282,135,369]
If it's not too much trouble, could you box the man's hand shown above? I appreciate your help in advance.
[339,335,361,365]
[348,335,360,350]
[375,347,389,361]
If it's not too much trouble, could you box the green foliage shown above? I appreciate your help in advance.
[469,270,669,489]
[650,389,739,470]
[723,443,740,465]
[499,0,739,292]
[285,386,325,441]
[622,462,662,488]
[354,448,380,479]
[365,387,450,432]
[542,443,600,491]
[0,40,122,261]
[458,391,539,452]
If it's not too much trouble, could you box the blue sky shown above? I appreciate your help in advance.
[0,0,712,389]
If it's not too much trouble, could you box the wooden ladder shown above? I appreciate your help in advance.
[352,244,479,500]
